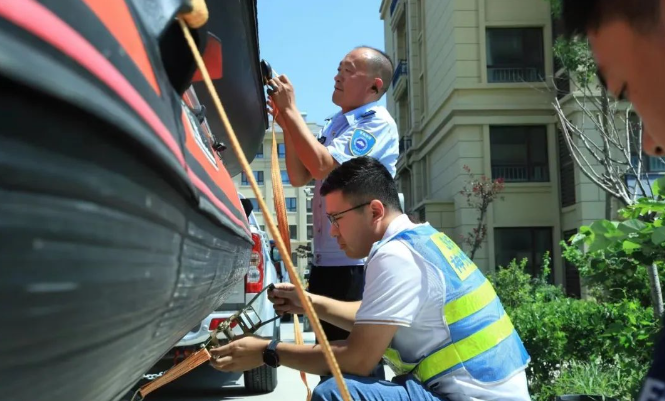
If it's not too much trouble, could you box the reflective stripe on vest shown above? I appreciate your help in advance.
[413,313,514,382]
[379,224,530,384]
[444,278,496,325]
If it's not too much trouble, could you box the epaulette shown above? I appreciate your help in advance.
[360,110,376,118]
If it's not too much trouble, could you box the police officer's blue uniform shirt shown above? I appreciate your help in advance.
[313,101,399,267]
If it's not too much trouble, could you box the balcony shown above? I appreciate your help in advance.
[487,66,544,83]
[492,165,549,182]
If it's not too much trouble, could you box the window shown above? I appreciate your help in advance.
[241,171,264,185]
[486,28,544,83]
[308,179,316,186]
[291,252,299,267]
[286,197,297,212]
[256,143,264,159]
[307,215,313,225]
[248,198,260,212]
[490,126,549,182]
[281,170,290,184]
[260,225,265,231]
[494,228,553,278]
[307,225,313,238]
[306,199,312,213]
[557,128,575,207]
[278,143,286,158]
[289,225,298,240]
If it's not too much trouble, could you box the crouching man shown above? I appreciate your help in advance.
[209,156,531,401]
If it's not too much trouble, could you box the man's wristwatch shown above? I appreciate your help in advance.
[262,339,280,368]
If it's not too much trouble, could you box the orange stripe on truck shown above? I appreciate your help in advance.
[81,0,161,95]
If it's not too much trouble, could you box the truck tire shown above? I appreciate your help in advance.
[243,365,277,393]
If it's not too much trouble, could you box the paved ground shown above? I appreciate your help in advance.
[142,319,391,401]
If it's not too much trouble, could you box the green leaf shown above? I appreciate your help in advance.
[570,233,586,246]
[622,241,642,253]
[652,176,665,197]
[588,234,613,253]
[652,227,665,245]
[589,220,617,236]
[619,219,647,234]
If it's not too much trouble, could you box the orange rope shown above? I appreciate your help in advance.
[177,15,351,401]
[269,109,312,401]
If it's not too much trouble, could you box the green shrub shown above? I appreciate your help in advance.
[509,297,658,397]
[489,252,565,311]
[561,242,664,308]
[490,255,660,399]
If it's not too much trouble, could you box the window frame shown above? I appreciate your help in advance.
[490,125,550,183]
[285,197,297,212]
[494,227,554,278]
[486,27,545,83]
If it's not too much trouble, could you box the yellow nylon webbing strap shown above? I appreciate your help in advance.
[138,348,211,398]
[270,112,312,401]
[413,313,514,383]
[443,279,497,325]
[178,13,350,401]
[270,117,292,257]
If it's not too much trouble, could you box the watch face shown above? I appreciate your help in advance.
[264,351,279,368]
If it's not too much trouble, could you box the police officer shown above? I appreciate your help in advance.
[209,157,531,401]
[266,46,399,370]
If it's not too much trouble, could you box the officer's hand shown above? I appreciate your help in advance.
[267,98,287,129]
[267,75,296,112]
[268,283,307,315]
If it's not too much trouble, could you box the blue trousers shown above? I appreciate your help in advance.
[312,374,447,401]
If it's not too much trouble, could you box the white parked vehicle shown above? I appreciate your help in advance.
[144,196,285,394]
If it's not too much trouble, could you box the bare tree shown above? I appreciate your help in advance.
[551,37,659,207]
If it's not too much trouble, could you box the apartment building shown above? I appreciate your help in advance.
[378,0,655,295]
[233,115,321,271]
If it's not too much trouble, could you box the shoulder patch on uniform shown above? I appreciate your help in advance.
[360,110,376,118]
[349,129,376,156]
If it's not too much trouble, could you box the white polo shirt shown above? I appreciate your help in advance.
[312,101,399,267]
[356,214,531,401]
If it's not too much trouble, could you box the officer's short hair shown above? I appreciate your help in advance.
[562,0,660,38]
[355,46,393,96]
[320,156,402,213]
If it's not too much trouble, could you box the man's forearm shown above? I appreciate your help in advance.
[311,294,360,332]
[282,107,337,180]
[276,341,374,376]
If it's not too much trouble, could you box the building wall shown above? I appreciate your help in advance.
[380,0,587,286]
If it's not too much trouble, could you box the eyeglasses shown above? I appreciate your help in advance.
[326,202,371,228]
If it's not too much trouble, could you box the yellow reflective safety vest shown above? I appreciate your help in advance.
[378,224,530,385]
